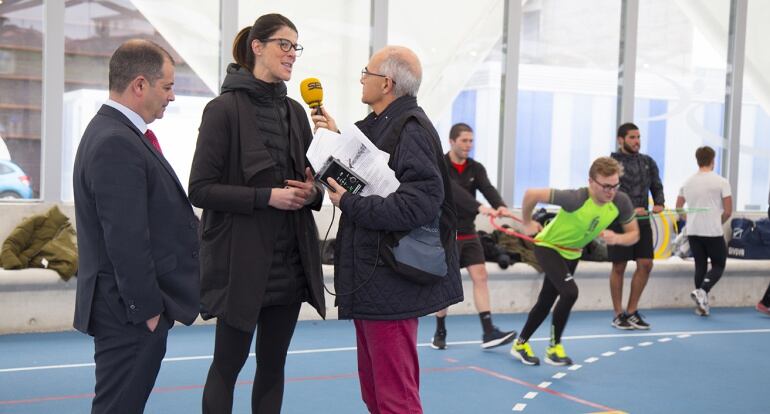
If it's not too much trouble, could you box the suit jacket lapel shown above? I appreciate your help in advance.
[98,105,188,197]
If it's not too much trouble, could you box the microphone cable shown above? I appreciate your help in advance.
[320,204,382,296]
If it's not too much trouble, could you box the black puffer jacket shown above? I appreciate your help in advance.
[333,96,463,320]
[611,151,665,209]
[189,64,325,331]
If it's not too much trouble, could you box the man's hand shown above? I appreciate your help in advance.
[311,107,338,133]
[651,204,664,214]
[496,206,513,218]
[146,314,161,332]
[478,205,497,216]
[599,230,621,245]
[326,178,348,207]
[521,220,542,236]
[285,167,318,206]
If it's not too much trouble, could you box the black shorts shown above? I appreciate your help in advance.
[607,218,654,262]
[457,237,486,268]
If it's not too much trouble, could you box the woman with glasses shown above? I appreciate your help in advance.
[510,157,639,367]
[189,13,325,413]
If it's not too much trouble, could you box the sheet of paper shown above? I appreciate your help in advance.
[307,126,400,197]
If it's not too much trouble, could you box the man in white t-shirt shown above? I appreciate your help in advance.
[676,146,732,316]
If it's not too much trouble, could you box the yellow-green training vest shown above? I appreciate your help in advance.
[535,188,632,260]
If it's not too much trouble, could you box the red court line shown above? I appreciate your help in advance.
[0,368,467,406]
[466,365,619,412]
[0,364,610,410]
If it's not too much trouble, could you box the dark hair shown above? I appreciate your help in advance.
[449,123,473,141]
[109,39,174,93]
[232,13,297,71]
[695,146,716,167]
[617,122,639,139]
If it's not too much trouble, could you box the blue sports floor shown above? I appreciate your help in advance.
[1,307,768,413]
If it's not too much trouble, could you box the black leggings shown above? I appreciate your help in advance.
[687,235,727,293]
[202,303,301,414]
[519,246,579,345]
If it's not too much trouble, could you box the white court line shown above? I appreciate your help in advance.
[658,337,672,342]
[601,351,616,357]
[523,392,538,399]
[568,364,582,371]
[512,403,527,411]
[584,357,600,363]
[619,346,634,351]
[537,381,552,388]
[552,372,567,379]
[638,342,654,347]
[677,334,692,338]
[3,328,769,374]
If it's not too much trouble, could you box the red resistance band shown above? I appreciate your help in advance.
[488,215,582,253]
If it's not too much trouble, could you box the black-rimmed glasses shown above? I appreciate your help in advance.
[361,67,396,84]
[262,38,303,56]
[591,178,621,192]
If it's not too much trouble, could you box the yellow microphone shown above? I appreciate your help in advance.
[300,78,323,114]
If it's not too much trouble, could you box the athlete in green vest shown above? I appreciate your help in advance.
[511,157,639,366]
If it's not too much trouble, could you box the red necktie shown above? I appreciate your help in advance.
[144,129,163,154]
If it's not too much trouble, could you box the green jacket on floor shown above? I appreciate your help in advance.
[0,205,78,280]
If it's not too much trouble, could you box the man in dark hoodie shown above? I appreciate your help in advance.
[430,122,516,351]
[312,45,463,414]
[608,122,665,330]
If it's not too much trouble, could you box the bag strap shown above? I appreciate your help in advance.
[381,111,453,206]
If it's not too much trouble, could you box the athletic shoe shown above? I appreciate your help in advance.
[626,311,650,330]
[511,341,540,366]
[431,329,447,350]
[756,302,770,316]
[691,289,709,316]
[481,327,517,349]
[545,343,573,366]
[611,312,633,330]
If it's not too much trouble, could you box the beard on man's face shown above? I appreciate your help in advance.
[623,141,639,154]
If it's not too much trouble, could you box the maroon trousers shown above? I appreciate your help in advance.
[354,318,422,414]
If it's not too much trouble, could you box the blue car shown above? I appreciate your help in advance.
[0,159,33,199]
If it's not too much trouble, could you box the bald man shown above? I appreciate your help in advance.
[312,46,463,414]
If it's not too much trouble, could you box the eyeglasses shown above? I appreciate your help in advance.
[361,67,396,84]
[591,178,621,192]
[261,38,303,56]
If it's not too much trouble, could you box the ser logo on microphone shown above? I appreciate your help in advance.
[300,77,323,110]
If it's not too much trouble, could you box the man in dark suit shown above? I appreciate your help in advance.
[73,39,200,413]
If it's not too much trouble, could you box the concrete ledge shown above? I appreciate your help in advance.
[5,258,767,334]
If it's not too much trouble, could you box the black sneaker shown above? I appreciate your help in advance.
[612,313,633,330]
[481,327,517,349]
[431,329,447,350]
[626,311,650,330]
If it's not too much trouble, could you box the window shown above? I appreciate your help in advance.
[389,0,505,189]
[0,2,44,198]
[737,0,770,212]
[634,0,730,206]
[60,0,220,200]
[514,0,621,205]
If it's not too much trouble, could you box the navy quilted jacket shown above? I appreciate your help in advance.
[333,96,463,320]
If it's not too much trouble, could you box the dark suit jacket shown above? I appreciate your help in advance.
[72,104,200,334]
